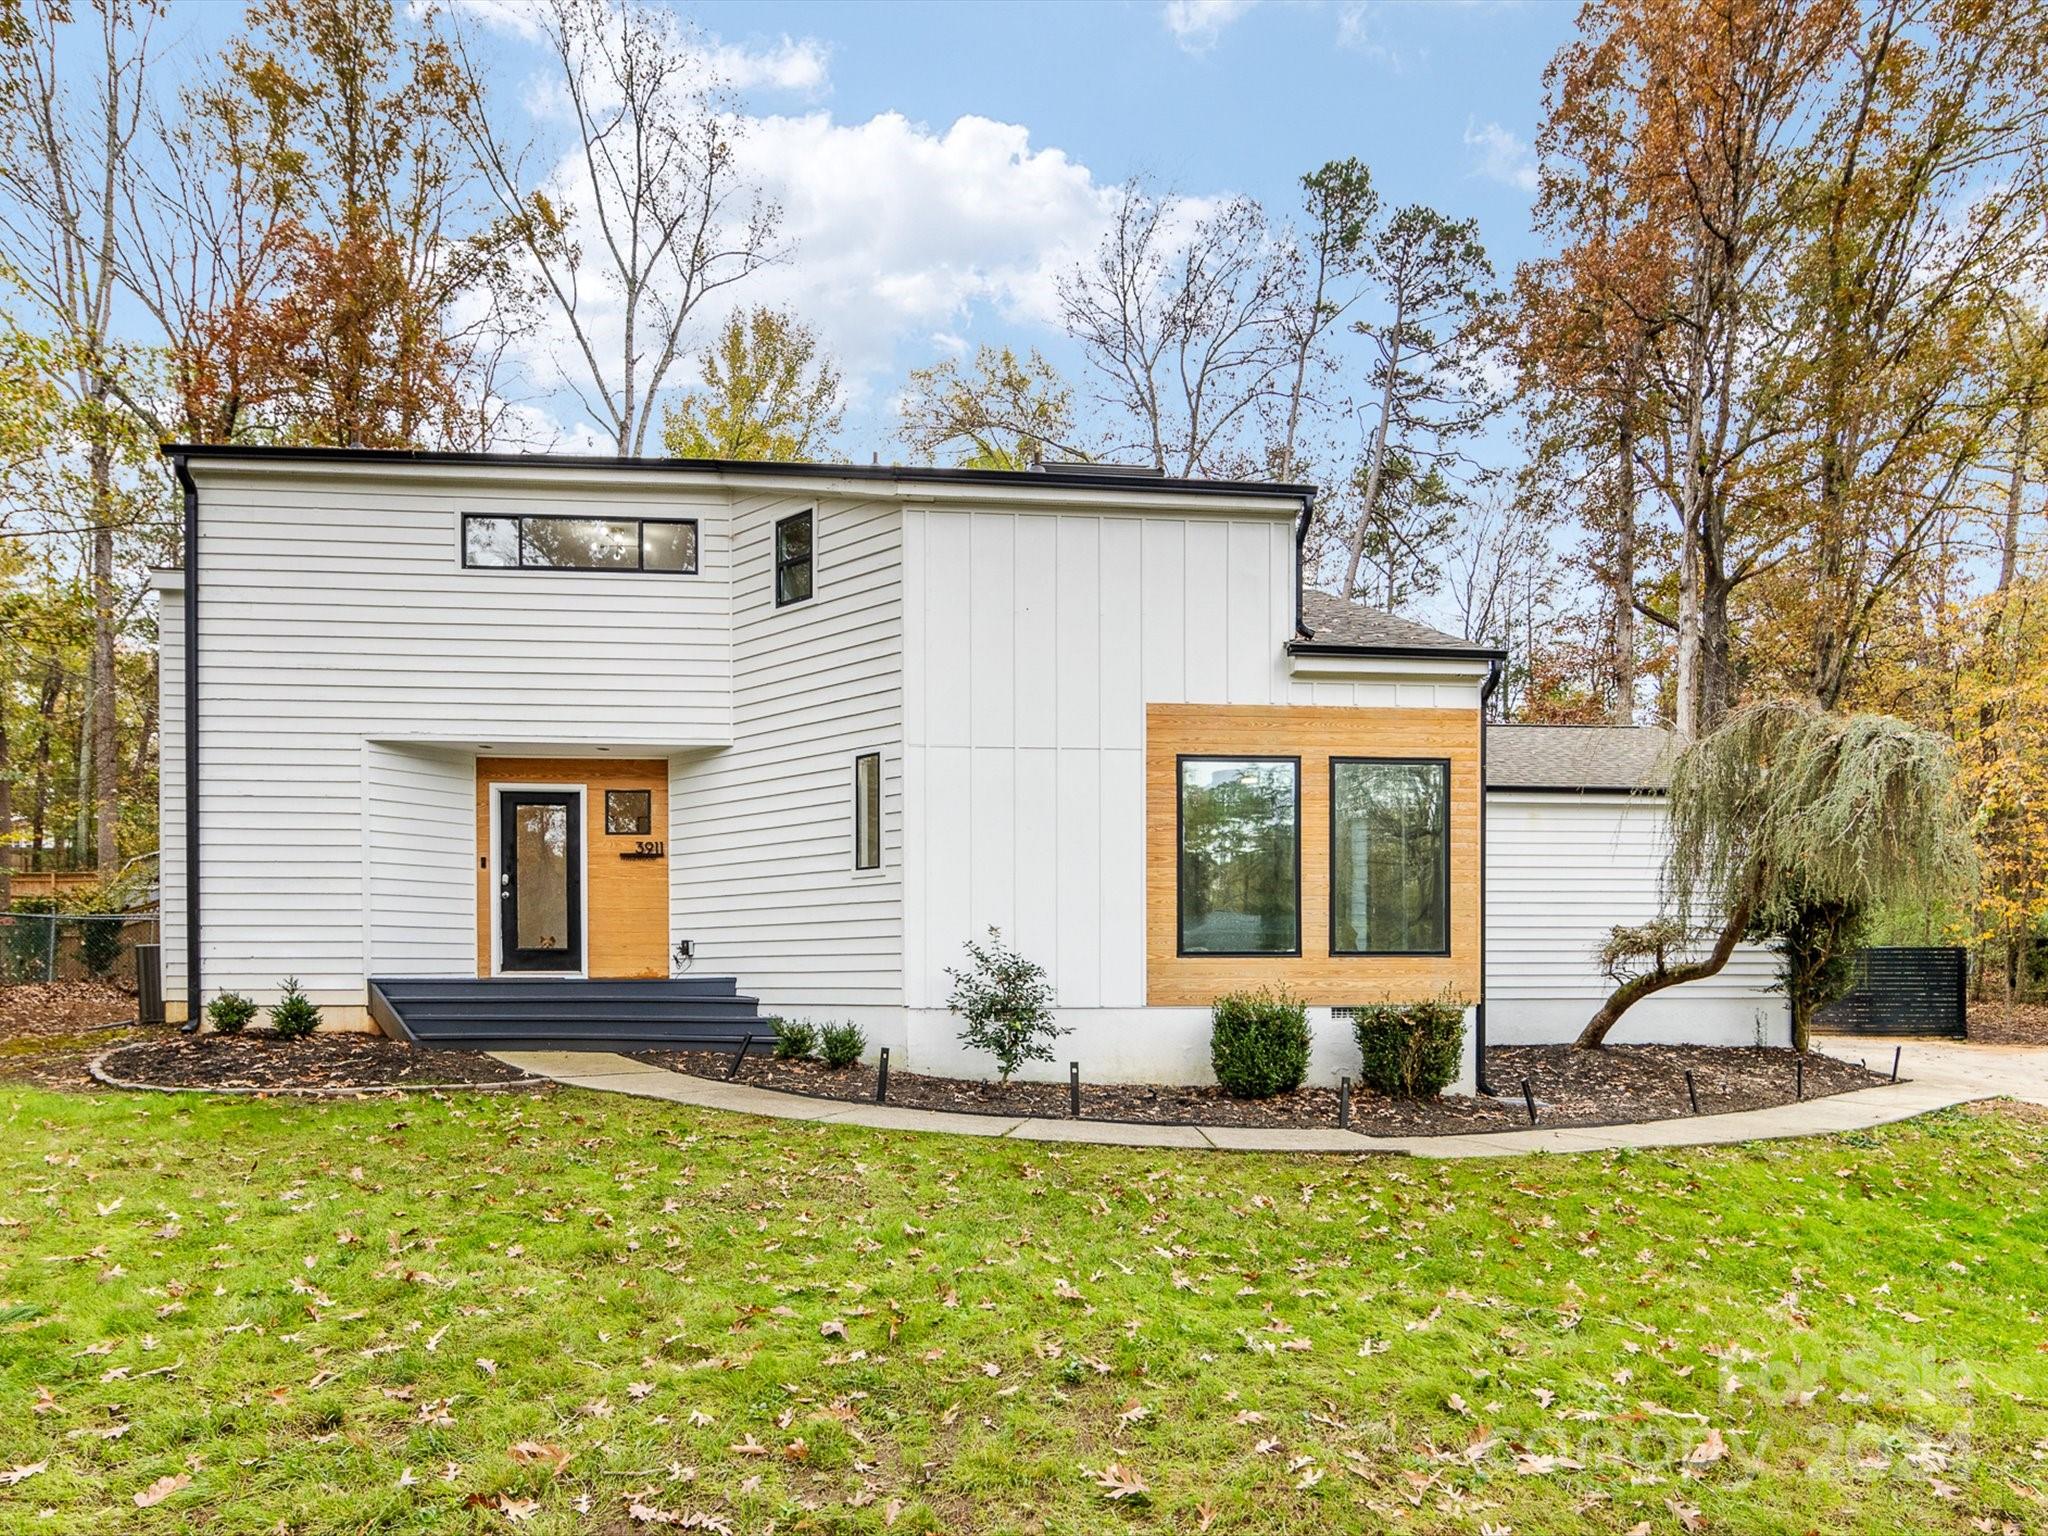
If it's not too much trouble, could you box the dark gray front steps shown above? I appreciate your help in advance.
[369,976,773,1054]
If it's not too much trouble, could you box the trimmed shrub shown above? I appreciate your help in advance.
[946,927,1064,1083]
[1352,997,1466,1098]
[1209,987,1311,1098]
[818,1021,866,1070]
[771,1016,818,1061]
[268,978,321,1040]
[207,992,258,1036]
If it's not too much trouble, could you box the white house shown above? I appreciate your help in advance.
[153,445,1783,1089]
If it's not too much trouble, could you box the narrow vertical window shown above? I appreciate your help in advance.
[775,508,814,606]
[853,752,882,870]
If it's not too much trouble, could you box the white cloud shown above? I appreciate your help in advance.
[1161,0,1256,53]
[731,112,1114,378]
[708,34,830,95]
[1334,2,1400,66]
[1464,118,1538,193]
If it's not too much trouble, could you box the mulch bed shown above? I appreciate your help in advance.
[0,982,142,1088]
[633,1042,1893,1136]
[92,1032,544,1094]
[1968,1001,2048,1046]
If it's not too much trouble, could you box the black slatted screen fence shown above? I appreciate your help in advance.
[1814,946,1967,1037]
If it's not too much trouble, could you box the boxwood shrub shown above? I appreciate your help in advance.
[1352,997,1466,1098]
[1209,987,1311,1098]
[818,1021,866,1070]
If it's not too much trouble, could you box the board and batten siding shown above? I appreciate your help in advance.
[897,502,1485,1084]
[1484,790,1789,1045]
[165,462,737,1018]
[669,493,905,1013]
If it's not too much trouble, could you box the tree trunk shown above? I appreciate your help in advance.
[1609,341,1643,725]
[90,433,119,872]
[1341,282,1407,602]
[1574,900,1753,1049]
[30,661,59,871]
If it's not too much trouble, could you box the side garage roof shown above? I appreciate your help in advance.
[1487,724,1673,793]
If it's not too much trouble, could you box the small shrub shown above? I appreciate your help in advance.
[771,1016,818,1061]
[818,1021,865,1070]
[1209,987,1311,1098]
[946,927,1064,1084]
[2,897,59,982]
[268,978,321,1040]
[1352,996,1467,1098]
[207,992,258,1036]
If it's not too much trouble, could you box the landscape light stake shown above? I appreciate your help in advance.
[1521,1077,1538,1125]
[1892,1046,1902,1083]
[1795,1056,1805,1101]
[875,1047,890,1104]
[726,1034,753,1081]
[1684,1070,1699,1116]
[1069,1061,1081,1119]
[1338,1076,1352,1130]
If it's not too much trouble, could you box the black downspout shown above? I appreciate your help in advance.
[1475,656,1503,1094]
[1292,495,1314,640]
[174,456,202,1032]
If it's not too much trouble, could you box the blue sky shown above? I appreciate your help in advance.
[153,0,1578,460]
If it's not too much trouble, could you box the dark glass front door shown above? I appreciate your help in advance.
[498,791,582,972]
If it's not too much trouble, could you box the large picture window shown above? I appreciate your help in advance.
[462,513,698,574]
[1177,757,1300,955]
[1330,758,1450,955]
[775,509,814,606]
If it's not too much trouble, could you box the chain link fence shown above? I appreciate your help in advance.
[1,909,162,988]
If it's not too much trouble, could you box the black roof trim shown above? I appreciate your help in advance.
[159,443,1316,501]
[1286,638,1509,663]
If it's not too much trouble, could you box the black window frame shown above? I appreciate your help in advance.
[1174,753,1303,959]
[460,513,699,574]
[774,508,814,607]
[603,788,653,837]
[1327,755,1453,959]
[852,751,882,872]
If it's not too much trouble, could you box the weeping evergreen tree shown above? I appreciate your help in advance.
[1577,702,1971,1051]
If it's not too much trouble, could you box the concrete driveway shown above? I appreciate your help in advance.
[1813,1034,2048,1107]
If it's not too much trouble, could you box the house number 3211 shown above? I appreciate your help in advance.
[621,840,665,860]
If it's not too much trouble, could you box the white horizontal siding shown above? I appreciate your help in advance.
[175,465,736,1011]
[364,743,473,976]
[670,494,905,1011]
[156,584,187,1013]
[1485,791,1788,1045]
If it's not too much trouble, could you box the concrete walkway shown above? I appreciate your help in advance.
[491,1037,2036,1158]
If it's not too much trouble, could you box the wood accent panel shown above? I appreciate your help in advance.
[1146,704,1481,1007]
[475,758,669,978]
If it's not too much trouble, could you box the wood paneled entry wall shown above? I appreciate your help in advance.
[1146,704,1482,1007]
[475,758,669,978]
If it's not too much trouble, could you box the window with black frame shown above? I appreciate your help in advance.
[1177,757,1299,955]
[775,509,813,606]
[462,514,697,573]
[1329,758,1450,955]
[853,752,881,870]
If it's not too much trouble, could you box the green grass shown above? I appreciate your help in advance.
[1,1088,2044,1535]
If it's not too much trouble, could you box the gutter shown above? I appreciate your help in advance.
[1287,638,1509,663]
[1292,495,1314,640]
[1475,657,1503,1095]
[173,455,201,1032]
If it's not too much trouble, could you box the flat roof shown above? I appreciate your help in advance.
[161,443,1317,502]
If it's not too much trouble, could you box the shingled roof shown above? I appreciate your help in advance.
[1487,724,1673,793]
[1296,589,1499,655]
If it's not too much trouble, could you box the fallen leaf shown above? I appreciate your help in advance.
[134,1473,191,1508]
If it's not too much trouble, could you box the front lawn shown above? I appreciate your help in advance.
[1,1087,2043,1535]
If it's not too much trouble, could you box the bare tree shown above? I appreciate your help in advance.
[0,0,159,873]
[450,0,784,455]
[1268,158,1376,483]
[1059,179,1292,477]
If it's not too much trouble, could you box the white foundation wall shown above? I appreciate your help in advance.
[899,500,1486,1086]
[1485,791,1789,1046]
[163,461,736,1017]
[669,493,905,1012]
